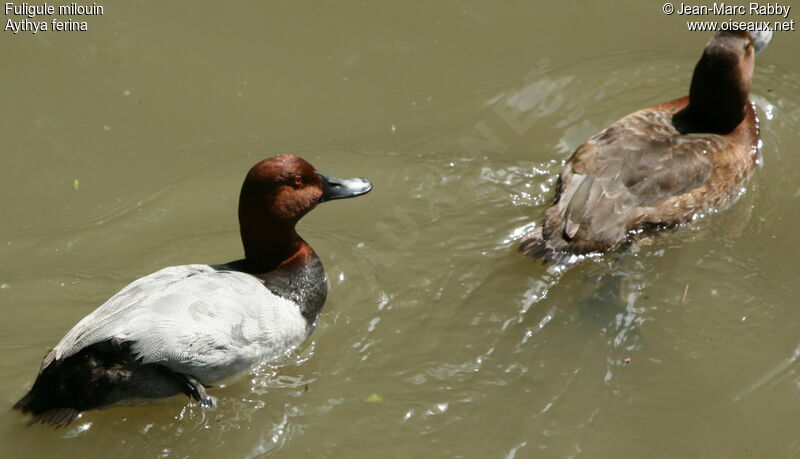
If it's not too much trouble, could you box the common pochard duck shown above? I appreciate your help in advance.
[14,155,372,426]
[519,31,773,264]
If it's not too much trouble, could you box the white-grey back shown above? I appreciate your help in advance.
[44,265,309,383]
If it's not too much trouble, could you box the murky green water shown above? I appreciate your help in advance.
[2,1,799,457]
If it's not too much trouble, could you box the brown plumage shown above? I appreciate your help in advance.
[519,31,770,263]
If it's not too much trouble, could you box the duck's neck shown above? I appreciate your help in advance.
[674,51,750,134]
[239,220,308,273]
[234,222,327,324]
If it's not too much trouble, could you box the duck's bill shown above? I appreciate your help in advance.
[748,29,773,55]
[318,172,373,202]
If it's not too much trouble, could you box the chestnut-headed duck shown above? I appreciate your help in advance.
[519,30,772,264]
[14,155,372,426]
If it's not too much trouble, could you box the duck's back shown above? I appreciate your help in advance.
[520,99,759,261]
[46,264,310,383]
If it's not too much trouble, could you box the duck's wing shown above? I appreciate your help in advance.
[44,265,216,368]
[43,265,308,382]
[524,109,727,259]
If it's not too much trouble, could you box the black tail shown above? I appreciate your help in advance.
[13,343,120,427]
[518,227,584,267]
[13,341,200,427]
[518,227,551,260]
[518,226,567,263]
[13,391,80,427]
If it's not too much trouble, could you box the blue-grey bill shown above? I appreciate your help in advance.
[319,173,373,202]
[748,29,773,55]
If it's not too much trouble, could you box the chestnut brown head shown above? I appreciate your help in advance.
[237,155,372,264]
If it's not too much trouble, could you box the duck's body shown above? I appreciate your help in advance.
[519,31,771,263]
[14,155,371,426]
[521,97,759,260]
[46,264,315,385]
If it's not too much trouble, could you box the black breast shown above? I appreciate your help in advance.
[258,254,328,326]
[221,252,329,330]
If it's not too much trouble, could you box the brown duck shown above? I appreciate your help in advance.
[520,30,773,263]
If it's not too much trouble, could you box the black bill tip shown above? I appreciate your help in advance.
[319,172,373,202]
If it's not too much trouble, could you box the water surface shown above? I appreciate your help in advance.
[2,1,800,457]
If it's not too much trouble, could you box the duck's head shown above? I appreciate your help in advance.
[682,30,772,133]
[238,155,372,265]
[702,30,771,83]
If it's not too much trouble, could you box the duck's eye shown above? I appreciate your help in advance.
[293,177,303,187]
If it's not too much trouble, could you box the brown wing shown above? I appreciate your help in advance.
[521,108,729,260]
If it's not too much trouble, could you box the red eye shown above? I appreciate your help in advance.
[293,177,303,186]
